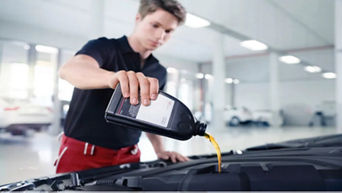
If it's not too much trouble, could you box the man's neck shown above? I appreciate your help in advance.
[127,35,151,60]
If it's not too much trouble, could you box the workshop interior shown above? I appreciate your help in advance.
[0,0,341,191]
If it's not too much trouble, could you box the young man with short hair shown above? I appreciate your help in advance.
[55,0,189,173]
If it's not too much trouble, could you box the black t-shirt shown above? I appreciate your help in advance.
[63,36,167,150]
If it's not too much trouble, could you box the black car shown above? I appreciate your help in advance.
[1,134,342,191]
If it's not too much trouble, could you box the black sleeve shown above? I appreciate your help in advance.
[159,67,167,91]
[75,37,115,68]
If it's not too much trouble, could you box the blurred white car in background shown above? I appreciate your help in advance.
[252,109,284,127]
[224,106,254,126]
[194,105,284,127]
[0,98,53,136]
[225,106,284,127]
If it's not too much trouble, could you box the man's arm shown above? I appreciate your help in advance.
[145,132,189,163]
[59,54,114,89]
[59,54,158,105]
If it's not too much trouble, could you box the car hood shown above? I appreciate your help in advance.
[1,134,342,191]
[246,134,342,150]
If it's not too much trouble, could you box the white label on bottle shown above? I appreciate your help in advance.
[136,94,174,127]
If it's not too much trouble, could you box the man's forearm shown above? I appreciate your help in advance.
[59,54,114,89]
[145,132,165,153]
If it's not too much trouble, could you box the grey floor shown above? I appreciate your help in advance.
[0,126,338,185]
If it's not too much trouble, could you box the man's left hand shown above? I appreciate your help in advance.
[156,151,190,163]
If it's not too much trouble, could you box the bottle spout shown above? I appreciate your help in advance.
[195,121,207,136]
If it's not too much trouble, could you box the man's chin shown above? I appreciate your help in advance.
[146,46,158,51]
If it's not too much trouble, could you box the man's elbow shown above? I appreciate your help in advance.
[58,64,87,89]
[58,60,74,81]
[58,65,67,80]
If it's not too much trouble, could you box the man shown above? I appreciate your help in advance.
[55,0,189,173]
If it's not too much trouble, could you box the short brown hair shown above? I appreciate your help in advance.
[139,0,186,25]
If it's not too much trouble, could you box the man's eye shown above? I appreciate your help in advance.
[165,30,172,34]
[152,24,159,28]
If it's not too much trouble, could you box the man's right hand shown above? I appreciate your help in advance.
[108,70,159,106]
[59,55,159,105]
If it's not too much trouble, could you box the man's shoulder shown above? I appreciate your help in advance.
[81,37,122,57]
[88,37,119,46]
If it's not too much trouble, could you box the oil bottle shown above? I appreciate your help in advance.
[105,84,207,140]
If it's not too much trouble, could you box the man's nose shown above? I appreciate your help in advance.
[156,29,166,42]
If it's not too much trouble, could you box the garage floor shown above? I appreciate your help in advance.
[0,126,337,184]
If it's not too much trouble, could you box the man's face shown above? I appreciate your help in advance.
[135,9,179,51]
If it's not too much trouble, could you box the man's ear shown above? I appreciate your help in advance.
[135,13,142,23]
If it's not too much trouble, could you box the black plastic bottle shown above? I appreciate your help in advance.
[105,84,207,140]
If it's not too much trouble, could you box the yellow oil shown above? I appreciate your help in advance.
[204,133,222,173]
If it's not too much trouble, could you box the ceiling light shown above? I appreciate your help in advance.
[35,45,58,54]
[304,65,322,73]
[225,78,240,84]
[196,73,204,79]
[204,74,213,80]
[225,78,233,84]
[167,67,178,74]
[240,40,268,51]
[185,13,210,28]
[233,79,240,84]
[322,72,336,79]
[279,55,301,64]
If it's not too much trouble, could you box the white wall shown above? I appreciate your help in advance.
[155,54,198,72]
[235,80,335,126]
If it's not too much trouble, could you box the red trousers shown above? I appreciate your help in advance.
[55,134,140,173]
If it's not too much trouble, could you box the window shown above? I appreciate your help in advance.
[0,41,29,99]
